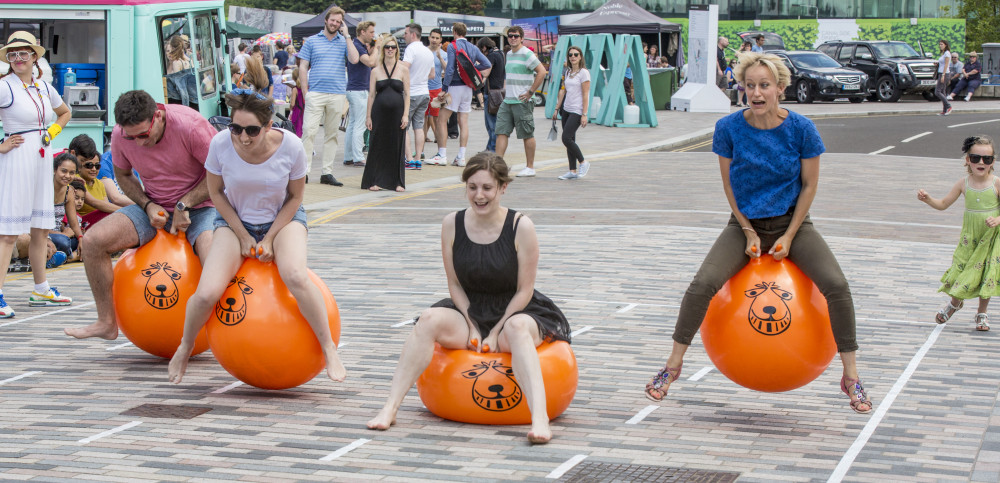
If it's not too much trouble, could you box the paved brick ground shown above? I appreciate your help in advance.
[2,100,1000,481]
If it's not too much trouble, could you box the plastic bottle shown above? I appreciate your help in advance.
[64,68,76,87]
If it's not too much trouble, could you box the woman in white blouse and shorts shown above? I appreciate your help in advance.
[168,62,346,385]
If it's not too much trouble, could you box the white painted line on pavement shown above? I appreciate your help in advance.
[948,119,1000,128]
[827,323,945,483]
[337,341,349,348]
[616,303,638,313]
[211,381,244,394]
[570,326,593,337]
[78,421,142,444]
[392,318,415,328]
[0,301,94,328]
[0,371,41,386]
[687,366,713,381]
[106,342,133,351]
[901,131,932,143]
[547,454,588,479]
[319,438,370,461]
[869,146,895,155]
[625,405,659,425]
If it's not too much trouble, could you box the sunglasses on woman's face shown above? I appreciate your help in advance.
[970,154,995,165]
[5,50,32,62]
[568,52,581,57]
[385,45,397,50]
[83,162,100,170]
[228,123,264,137]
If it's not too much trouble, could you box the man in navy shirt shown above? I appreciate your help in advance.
[428,23,491,167]
[298,7,360,187]
[345,21,378,168]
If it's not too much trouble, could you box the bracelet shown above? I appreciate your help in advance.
[143,200,153,213]
[741,226,756,233]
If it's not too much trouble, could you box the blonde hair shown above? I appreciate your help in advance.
[379,34,399,65]
[734,52,791,99]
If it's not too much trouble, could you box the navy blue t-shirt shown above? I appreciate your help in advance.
[274,50,289,70]
[346,38,371,91]
[712,109,825,219]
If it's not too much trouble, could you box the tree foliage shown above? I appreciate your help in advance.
[944,0,1000,53]
[224,0,484,15]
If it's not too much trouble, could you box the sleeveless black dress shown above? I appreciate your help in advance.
[361,62,405,190]
[431,209,571,343]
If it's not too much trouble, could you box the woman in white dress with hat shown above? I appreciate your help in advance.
[0,31,73,318]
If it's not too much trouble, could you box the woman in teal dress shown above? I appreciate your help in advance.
[918,135,1000,331]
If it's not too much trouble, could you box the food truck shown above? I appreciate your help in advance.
[1,0,231,150]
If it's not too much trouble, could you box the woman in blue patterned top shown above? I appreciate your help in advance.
[644,52,872,414]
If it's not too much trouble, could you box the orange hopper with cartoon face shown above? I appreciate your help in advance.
[700,253,837,392]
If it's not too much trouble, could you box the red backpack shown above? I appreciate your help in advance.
[454,42,485,90]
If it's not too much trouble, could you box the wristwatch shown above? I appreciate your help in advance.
[175,201,188,212]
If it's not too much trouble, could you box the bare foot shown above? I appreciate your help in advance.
[64,322,119,340]
[395,186,405,192]
[167,343,193,384]
[366,407,397,430]
[368,185,382,191]
[527,417,552,444]
[323,347,347,382]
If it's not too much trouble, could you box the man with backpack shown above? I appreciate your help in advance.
[495,26,546,177]
[429,22,491,167]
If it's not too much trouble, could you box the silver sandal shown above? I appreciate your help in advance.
[936,300,963,324]
[975,313,990,331]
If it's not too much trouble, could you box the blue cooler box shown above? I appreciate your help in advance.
[51,63,106,108]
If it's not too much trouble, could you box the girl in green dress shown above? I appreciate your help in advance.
[918,135,999,331]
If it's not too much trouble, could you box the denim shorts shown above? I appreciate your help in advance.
[120,204,218,248]
[213,206,308,242]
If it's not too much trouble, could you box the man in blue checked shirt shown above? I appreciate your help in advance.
[297,7,360,187]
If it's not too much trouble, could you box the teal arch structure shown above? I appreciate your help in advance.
[544,33,656,128]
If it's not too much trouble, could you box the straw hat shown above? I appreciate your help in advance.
[0,31,45,59]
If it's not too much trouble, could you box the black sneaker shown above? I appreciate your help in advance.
[320,174,344,187]
[344,160,354,166]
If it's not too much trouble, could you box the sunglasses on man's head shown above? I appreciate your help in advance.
[228,122,264,137]
[507,33,521,39]
[5,50,32,62]
[969,154,995,165]
[83,162,100,170]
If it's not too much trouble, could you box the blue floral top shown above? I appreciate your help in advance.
[712,109,825,219]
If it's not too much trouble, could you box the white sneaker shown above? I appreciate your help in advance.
[429,154,448,165]
[557,171,579,180]
[452,156,466,167]
[577,161,590,178]
[946,94,954,101]
[965,93,972,102]
[516,167,536,177]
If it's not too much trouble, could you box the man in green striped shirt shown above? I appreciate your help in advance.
[495,26,547,178]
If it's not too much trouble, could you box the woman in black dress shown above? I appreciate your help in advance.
[362,35,409,192]
[367,153,571,443]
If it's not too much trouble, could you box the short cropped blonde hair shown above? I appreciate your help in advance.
[734,52,791,99]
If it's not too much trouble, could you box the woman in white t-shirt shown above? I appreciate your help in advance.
[552,45,591,180]
[935,39,953,116]
[168,63,346,385]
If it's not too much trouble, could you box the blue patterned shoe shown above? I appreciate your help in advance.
[0,294,13,318]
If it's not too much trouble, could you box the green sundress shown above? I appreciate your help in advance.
[940,176,1000,299]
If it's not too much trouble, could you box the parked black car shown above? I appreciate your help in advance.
[770,50,869,103]
[816,40,938,102]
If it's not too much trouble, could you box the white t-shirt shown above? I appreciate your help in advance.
[562,68,591,115]
[234,52,249,74]
[204,128,307,224]
[403,41,434,97]
[938,50,951,73]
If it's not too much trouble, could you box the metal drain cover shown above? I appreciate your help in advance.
[121,404,212,419]
[561,462,740,482]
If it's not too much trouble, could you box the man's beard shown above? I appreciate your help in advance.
[326,25,338,35]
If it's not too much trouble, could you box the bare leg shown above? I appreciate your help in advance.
[273,222,345,382]
[498,315,548,443]
[495,134,509,157]
[0,235,16,290]
[64,213,139,339]
[839,351,872,412]
[28,228,50,285]
[978,297,990,313]
[414,127,425,160]
[367,307,469,430]
[437,109,453,151]
[457,112,470,149]
[524,137,536,170]
[168,228,242,384]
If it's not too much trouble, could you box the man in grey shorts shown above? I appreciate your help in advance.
[64,90,219,341]
[401,23,434,169]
